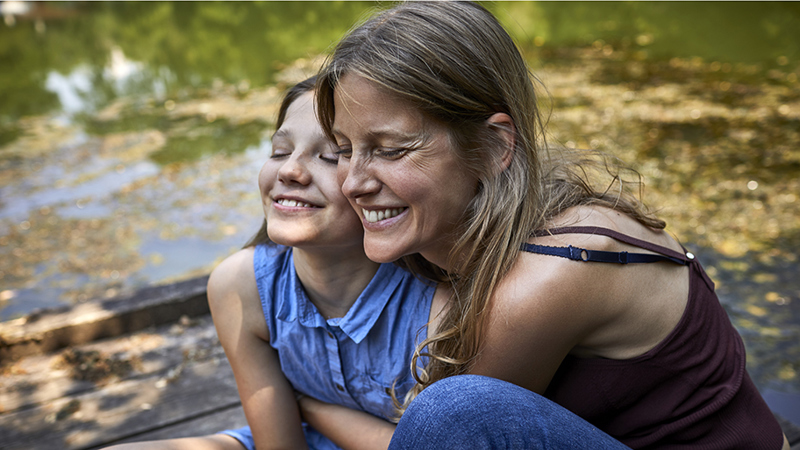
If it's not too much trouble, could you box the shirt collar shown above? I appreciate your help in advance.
[274,251,402,344]
[335,263,401,343]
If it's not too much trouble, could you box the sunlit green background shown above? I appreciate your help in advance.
[1,1,798,402]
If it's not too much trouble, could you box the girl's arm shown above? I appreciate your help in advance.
[208,248,308,450]
[296,282,450,450]
[298,396,395,450]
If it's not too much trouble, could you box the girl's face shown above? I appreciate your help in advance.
[259,91,364,250]
[332,74,479,269]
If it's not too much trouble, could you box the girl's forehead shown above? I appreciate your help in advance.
[273,91,330,145]
[278,93,316,129]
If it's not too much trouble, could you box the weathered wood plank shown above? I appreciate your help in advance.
[0,354,241,450]
[97,403,247,448]
[0,315,223,414]
[0,276,210,361]
[777,414,800,448]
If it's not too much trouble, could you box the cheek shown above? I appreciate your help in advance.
[335,196,364,226]
[258,163,274,195]
[330,198,365,242]
[336,160,349,188]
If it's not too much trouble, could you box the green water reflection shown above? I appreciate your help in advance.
[1,2,798,397]
[1,1,378,120]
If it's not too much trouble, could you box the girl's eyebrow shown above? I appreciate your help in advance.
[271,128,291,141]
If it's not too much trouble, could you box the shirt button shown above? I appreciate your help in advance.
[336,383,345,392]
[327,331,334,339]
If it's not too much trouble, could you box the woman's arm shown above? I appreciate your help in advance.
[208,248,308,450]
[298,396,395,450]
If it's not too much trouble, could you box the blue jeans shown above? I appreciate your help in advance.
[388,375,630,449]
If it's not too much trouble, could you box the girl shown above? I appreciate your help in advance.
[310,2,789,449]
[108,78,444,450]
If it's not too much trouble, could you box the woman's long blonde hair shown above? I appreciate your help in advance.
[316,1,664,414]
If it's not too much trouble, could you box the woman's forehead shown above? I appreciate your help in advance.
[332,75,427,137]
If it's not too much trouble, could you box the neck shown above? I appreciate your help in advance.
[293,245,380,320]
[419,233,461,273]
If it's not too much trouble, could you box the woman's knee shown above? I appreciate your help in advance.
[392,375,628,450]
[405,375,540,417]
[392,375,544,449]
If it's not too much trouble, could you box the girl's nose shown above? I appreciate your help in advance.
[277,153,311,186]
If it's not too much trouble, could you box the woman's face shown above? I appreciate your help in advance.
[332,74,479,268]
[259,91,364,250]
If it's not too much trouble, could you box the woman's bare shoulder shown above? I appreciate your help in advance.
[474,249,609,392]
[491,207,664,347]
[500,236,617,323]
[513,205,690,359]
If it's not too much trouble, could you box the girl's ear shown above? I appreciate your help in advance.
[487,112,516,174]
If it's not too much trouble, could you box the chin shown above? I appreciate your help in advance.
[364,242,405,264]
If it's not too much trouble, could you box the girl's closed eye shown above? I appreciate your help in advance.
[319,148,339,164]
[270,138,292,159]
[270,148,291,159]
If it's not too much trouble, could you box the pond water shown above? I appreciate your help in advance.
[1,1,799,402]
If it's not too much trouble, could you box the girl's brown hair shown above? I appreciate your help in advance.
[316,1,664,414]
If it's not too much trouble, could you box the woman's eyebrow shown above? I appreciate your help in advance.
[331,128,425,145]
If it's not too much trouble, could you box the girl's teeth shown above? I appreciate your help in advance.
[278,199,313,208]
[362,208,403,223]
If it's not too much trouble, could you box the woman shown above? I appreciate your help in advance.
[313,1,788,449]
[106,78,445,450]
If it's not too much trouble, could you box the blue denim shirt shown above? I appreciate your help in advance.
[257,244,435,449]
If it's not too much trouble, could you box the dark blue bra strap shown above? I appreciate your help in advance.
[524,226,692,266]
[521,243,689,265]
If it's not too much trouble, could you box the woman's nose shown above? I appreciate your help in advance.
[338,155,380,199]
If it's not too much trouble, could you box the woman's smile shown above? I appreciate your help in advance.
[361,207,407,224]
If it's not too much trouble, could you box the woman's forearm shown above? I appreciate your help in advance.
[299,396,395,450]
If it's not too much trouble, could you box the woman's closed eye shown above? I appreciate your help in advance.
[335,146,353,159]
[375,147,408,159]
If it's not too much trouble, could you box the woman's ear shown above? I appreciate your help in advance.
[487,112,516,174]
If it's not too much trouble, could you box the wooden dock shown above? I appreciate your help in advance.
[1,276,799,449]
[0,276,247,449]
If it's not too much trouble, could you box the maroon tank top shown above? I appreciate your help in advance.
[524,227,783,449]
